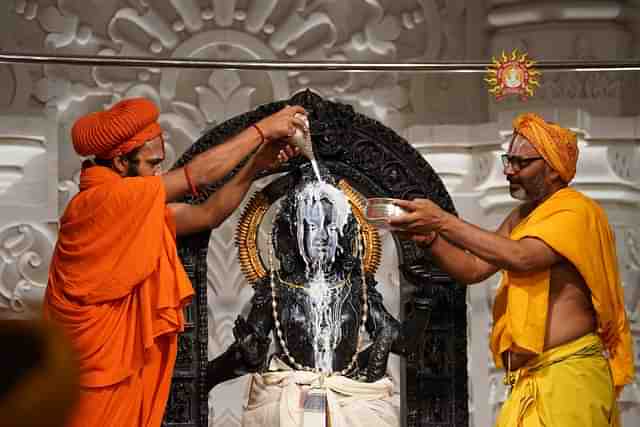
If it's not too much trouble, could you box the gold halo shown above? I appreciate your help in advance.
[235,179,382,283]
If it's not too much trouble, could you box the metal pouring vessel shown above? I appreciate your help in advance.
[288,113,314,160]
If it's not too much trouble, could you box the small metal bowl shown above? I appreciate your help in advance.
[365,197,408,229]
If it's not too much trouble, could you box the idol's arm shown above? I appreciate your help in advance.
[362,275,402,382]
[206,280,273,391]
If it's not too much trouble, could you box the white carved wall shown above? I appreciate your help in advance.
[0,1,638,426]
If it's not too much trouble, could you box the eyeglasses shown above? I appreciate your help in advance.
[500,154,543,172]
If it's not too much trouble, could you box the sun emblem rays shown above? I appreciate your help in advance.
[485,49,541,101]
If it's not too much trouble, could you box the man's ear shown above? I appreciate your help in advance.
[112,156,128,176]
[545,164,562,183]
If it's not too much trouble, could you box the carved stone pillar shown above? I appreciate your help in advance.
[0,109,59,320]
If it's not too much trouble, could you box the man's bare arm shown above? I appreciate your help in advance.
[167,156,256,236]
[412,206,522,284]
[436,211,561,275]
[424,220,508,285]
[391,200,562,284]
[162,105,306,202]
[168,138,296,236]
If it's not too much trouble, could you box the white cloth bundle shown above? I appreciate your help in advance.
[242,357,399,427]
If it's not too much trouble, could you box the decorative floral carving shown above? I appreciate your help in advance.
[608,146,640,184]
[13,0,465,165]
[195,70,256,126]
[627,228,640,272]
[473,152,494,188]
[0,138,47,200]
[58,179,79,213]
[0,223,54,318]
[0,65,18,109]
[14,0,39,21]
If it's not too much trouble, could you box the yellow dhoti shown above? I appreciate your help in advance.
[496,333,618,427]
[242,358,399,427]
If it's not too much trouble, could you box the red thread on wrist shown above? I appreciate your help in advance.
[252,123,266,144]
[184,164,200,197]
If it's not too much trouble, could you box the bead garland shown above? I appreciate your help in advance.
[268,226,368,375]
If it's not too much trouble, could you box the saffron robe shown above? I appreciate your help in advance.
[44,166,194,427]
[490,187,634,392]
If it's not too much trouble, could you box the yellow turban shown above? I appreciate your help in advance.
[513,113,579,183]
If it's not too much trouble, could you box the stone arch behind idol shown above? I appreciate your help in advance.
[169,89,468,427]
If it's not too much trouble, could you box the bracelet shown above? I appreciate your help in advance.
[252,123,266,144]
[183,164,200,197]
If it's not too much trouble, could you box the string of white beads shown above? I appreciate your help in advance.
[268,230,368,375]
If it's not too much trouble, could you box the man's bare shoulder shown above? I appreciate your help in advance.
[517,201,537,220]
[501,202,536,235]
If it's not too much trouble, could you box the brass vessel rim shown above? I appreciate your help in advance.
[366,197,399,204]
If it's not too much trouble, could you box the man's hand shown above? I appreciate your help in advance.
[388,198,448,236]
[232,317,270,368]
[256,105,308,142]
[251,139,300,172]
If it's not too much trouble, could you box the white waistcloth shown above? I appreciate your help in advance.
[242,357,399,427]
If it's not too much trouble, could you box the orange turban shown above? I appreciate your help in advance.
[513,113,579,183]
[72,98,162,159]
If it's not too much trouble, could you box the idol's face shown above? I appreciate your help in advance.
[300,198,339,267]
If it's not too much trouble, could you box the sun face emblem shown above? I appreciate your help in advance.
[485,49,541,101]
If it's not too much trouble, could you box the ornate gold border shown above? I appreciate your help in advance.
[337,180,382,275]
[236,179,382,283]
[236,192,270,283]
